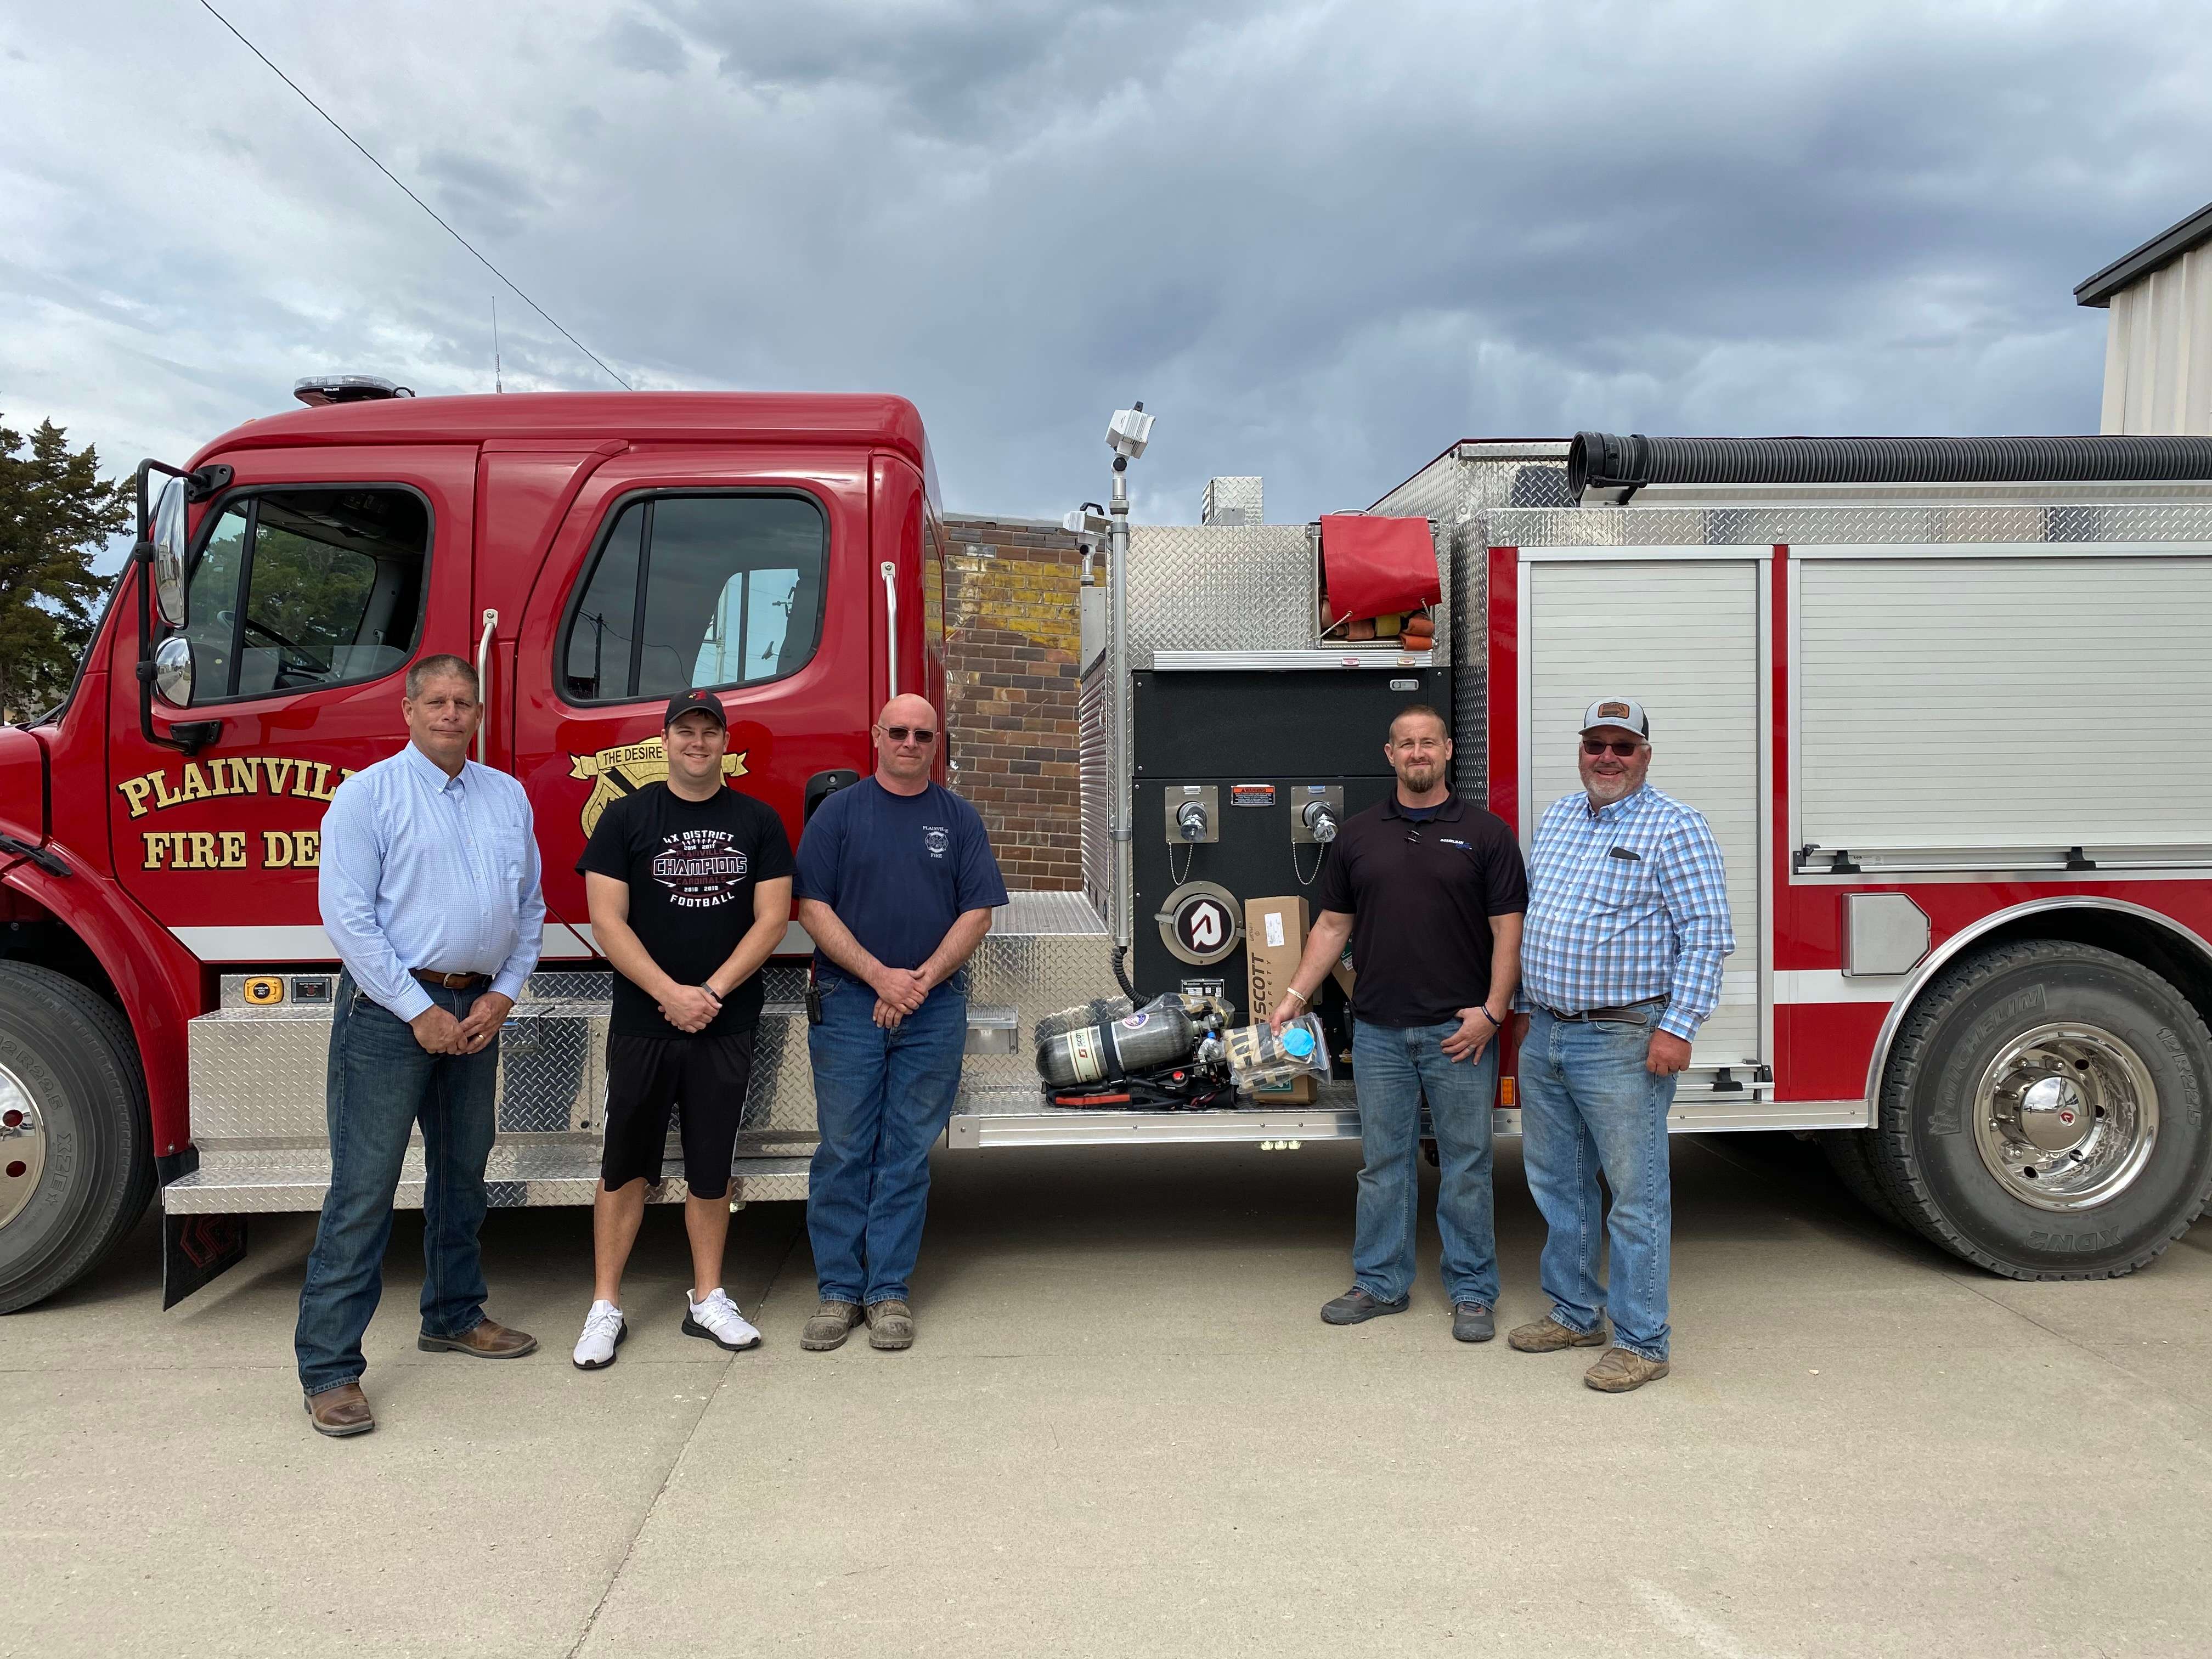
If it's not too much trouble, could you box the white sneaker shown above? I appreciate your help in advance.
[683,1288,762,1352]
[572,1300,627,1370]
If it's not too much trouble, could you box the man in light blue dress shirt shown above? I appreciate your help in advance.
[296,654,546,1437]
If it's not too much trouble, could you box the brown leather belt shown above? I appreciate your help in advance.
[1539,996,1665,1025]
[410,969,489,991]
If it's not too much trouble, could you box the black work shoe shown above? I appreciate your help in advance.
[1321,1286,1410,1325]
[1452,1302,1496,1342]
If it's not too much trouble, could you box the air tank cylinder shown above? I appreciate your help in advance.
[1035,994,1199,1088]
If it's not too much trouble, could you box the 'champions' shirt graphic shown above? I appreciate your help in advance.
[651,830,753,908]
[577,783,794,1037]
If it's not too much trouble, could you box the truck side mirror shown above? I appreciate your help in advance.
[149,474,188,628]
[151,636,196,707]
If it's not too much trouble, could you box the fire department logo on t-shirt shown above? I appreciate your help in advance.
[650,829,750,909]
[567,738,749,836]
[924,825,950,858]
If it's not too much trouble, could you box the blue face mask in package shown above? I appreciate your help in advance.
[1220,1014,1331,1093]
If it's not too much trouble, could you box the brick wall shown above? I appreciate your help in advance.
[942,515,1084,891]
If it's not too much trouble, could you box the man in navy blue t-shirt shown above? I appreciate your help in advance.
[793,693,1007,1352]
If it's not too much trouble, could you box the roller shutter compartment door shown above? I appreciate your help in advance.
[1526,557,1764,1068]
[1798,552,2212,856]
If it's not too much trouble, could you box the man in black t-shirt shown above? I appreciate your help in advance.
[1269,704,1527,1342]
[568,690,794,1369]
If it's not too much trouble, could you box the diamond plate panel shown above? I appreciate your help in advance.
[961,928,1121,1088]
[189,1006,333,1143]
[492,1008,600,1135]
[1491,502,2212,549]
[1370,442,1573,517]
[996,890,1109,933]
[1127,521,1454,665]
[738,1011,816,1141]
[190,1002,607,1143]
[1127,524,1317,658]
[1370,451,1462,523]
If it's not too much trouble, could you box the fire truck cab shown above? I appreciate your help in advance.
[0,390,958,1311]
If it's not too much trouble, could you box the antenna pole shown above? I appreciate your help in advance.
[492,295,504,393]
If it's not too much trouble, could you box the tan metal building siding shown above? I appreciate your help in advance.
[2099,240,2212,435]
[2079,203,2212,437]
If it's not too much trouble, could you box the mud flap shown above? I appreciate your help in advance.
[162,1212,247,1310]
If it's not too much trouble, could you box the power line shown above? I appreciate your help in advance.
[198,0,632,391]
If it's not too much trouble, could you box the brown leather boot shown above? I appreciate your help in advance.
[416,1317,539,1359]
[1584,1346,1671,1393]
[1506,1315,1610,1353]
[304,1382,375,1437]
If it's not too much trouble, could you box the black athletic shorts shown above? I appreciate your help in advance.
[600,1027,757,1199]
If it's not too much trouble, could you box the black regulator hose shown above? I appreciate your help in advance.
[1110,944,1138,1001]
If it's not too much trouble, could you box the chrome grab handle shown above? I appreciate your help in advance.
[475,608,498,764]
[879,561,899,699]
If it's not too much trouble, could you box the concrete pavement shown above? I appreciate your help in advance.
[5,1135,2209,1657]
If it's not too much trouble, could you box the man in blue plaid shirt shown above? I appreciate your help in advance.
[1507,697,1733,1393]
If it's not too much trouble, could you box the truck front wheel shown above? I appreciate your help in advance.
[1871,940,2212,1279]
[0,962,154,1313]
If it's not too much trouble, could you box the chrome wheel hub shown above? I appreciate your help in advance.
[1973,1023,2157,1211]
[0,1062,45,1231]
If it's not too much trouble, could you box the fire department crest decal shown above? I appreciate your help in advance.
[568,738,749,835]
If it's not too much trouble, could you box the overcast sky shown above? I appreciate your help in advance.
[4,1,2208,549]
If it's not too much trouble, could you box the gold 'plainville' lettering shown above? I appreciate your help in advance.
[146,827,317,871]
[115,757,356,817]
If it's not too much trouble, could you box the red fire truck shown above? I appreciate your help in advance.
[5,391,2212,1314]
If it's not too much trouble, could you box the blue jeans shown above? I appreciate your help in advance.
[806,975,968,1306]
[1350,1018,1500,1308]
[295,973,500,1396]
[1517,1006,1680,1361]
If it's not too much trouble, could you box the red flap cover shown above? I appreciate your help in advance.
[1319,515,1438,623]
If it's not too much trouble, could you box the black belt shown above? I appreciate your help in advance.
[1537,996,1665,1025]
[411,969,490,990]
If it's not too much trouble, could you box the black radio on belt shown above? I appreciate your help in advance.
[805,975,825,1026]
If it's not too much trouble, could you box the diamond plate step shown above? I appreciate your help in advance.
[162,1146,809,1214]
[947,1080,1374,1148]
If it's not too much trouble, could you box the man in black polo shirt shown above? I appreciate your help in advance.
[1269,704,1526,1340]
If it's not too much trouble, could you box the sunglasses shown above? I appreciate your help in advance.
[881,724,937,744]
[1582,738,1644,758]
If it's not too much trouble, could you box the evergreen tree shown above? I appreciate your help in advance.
[0,415,131,720]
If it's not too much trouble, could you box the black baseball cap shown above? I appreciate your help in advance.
[664,690,727,730]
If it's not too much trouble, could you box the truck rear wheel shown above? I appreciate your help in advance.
[0,962,154,1313]
[1871,940,2212,1279]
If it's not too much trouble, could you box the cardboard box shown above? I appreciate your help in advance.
[1244,895,1317,1104]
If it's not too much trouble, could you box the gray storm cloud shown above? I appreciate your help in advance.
[2,0,2205,542]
